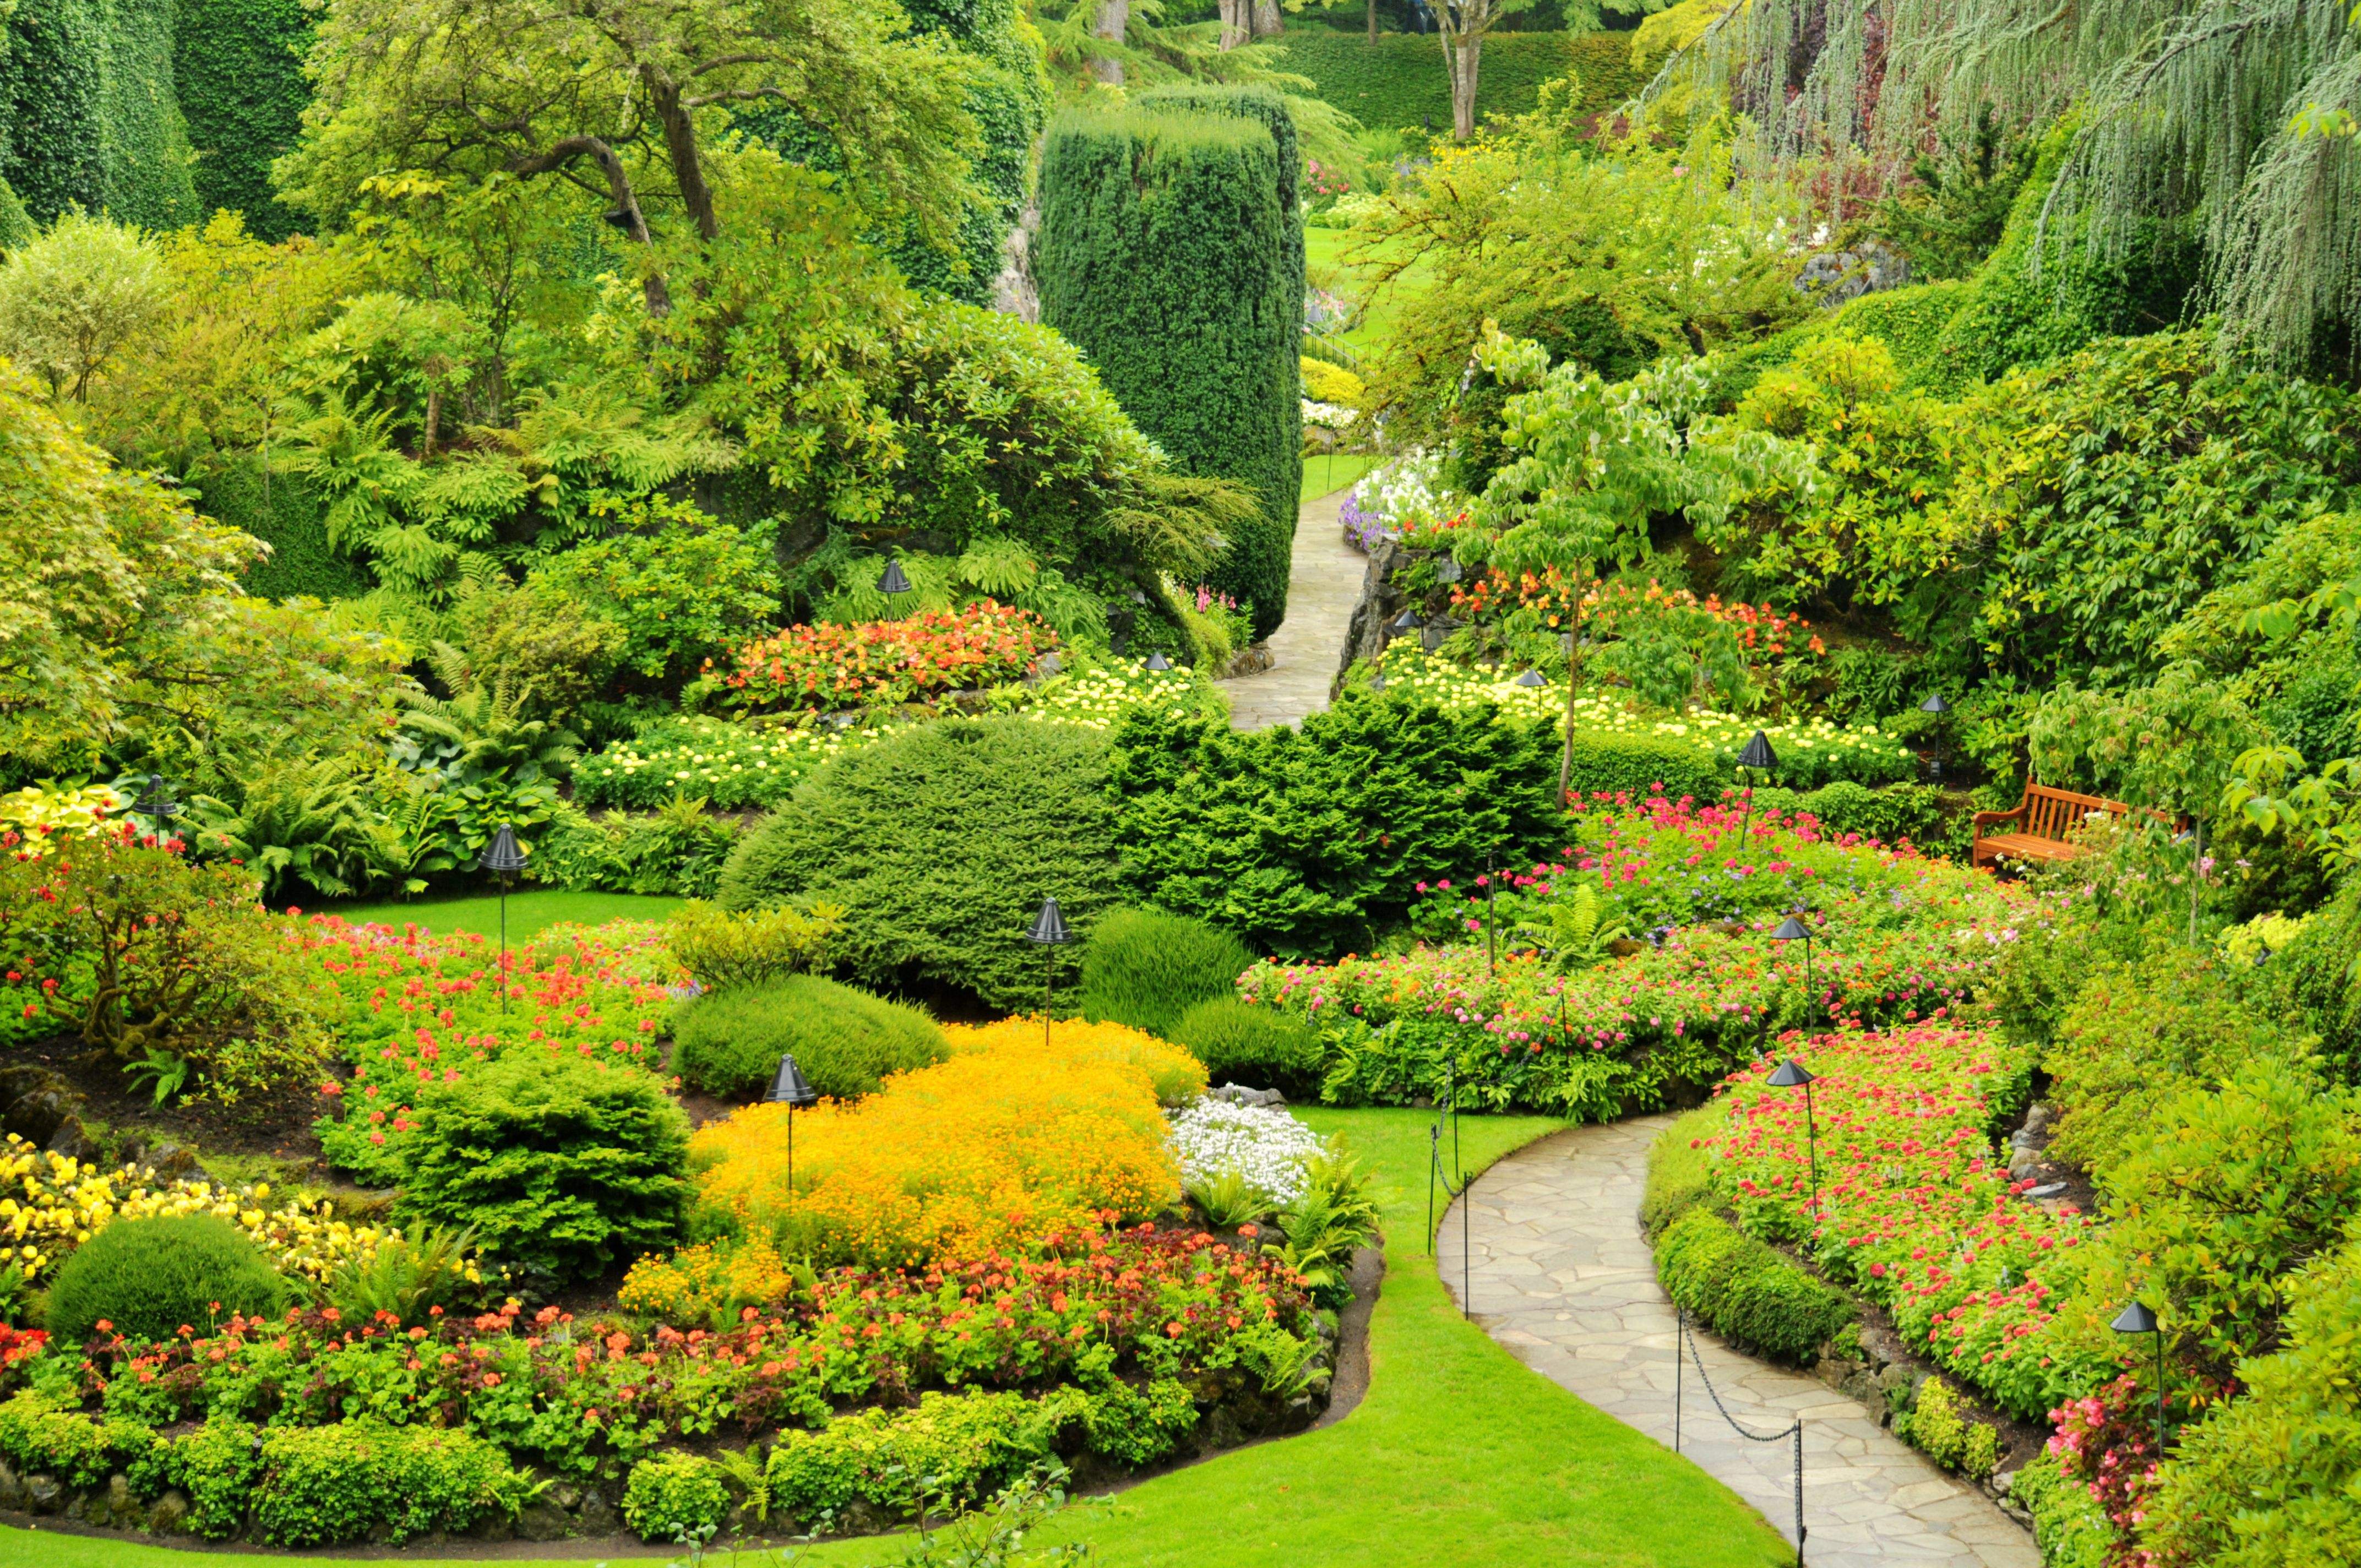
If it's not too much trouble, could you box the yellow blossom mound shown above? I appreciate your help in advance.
[0,1135,431,1288]
[687,1019,1203,1269]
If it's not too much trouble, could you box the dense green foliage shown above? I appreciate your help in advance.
[719,719,1122,1011]
[1109,695,1563,957]
[172,0,313,239]
[671,975,948,1101]
[0,0,197,228]
[1038,99,1301,638]
[891,0,1048,303]
[1078,906,1255,1037]
[1170,997,1325,1097]
[1563,731,1723,804]
[1280,29,1640,133]
[46,1215,282,1344]
[194,461,369,601]
[251,1423,529,1546]
[399,1053,692,1286]
[1652,1206,1851,1365]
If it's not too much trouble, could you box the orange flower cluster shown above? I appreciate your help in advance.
[715,600,1054,711]
[1449,573,1828,658]
[691,1020,1203,1268]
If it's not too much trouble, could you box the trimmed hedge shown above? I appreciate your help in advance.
[1037,98,1301,639]
[173,0,313,239]
[1079,906,1255,1038]
[1171,996,1325,1098]
[1279,29,1641,132]
[1640,1105,1720,1235]
[47,1215,283,1344]
[1563,729,1724,805]
[717,718,1123,1012]
[251,1423,529,1547]
[1653,1206,1851,1365]
[671,975,948,1102]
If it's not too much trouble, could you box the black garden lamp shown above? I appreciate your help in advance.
[1919,693,1950,782]
[1772,914,1816,1027]
[1385,608,1423,645]
[130,773,181,840]
[1144,650,1172,672]
[2112,1299,2170,1453]
[1736,730,1778,848]
[1766,1057,1820,1215]
[480,823,529,1012]
[766,1052,821,1199]
[1512,668,1547,689]
[877,558,914,609]
[1026,896,1076,1048]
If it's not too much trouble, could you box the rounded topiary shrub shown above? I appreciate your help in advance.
[672,975,948,1101]
[47,1214,283,1344]
[1562,731,1725,807]
[717,718,1121,1012]
[622,1452,733,1544]
[399,1052,692,1286]
[1169,997,1325,1098]
[1079,907,1254,1037]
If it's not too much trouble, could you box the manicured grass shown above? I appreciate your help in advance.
[0,1109,1787,1568]
[1303,450,1380,500]
[322,889,685,940]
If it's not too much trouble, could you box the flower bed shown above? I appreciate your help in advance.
[716,601,1055,712]
[307,918,681,1186]
[1244,851,2022,1118]
[688,1020,1204,1269]
[1363,646,1915,788]
[1687,1026,2113,1423]
[1169,1100,1325,1208]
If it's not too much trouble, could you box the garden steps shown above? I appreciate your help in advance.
[1440,1116,2039,1568]
[1216,487,1364,731]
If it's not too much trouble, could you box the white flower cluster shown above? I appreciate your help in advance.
[1168,1098,1325,1208]
[1349,450,1456,532]
[1302,398,1357,428]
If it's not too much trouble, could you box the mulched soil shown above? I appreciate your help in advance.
[10,1030,326,1172]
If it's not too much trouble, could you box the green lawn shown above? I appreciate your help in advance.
[0,1109,1787,1568]
[1302,450,1380,500]
[322,888,686,940]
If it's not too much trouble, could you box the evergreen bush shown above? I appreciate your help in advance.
[718,718,1122,1012]
[1037,99,1301,638]
[1562,730,1725,807]
[1078,906,1255,1037]
[172,0,314,238]
[47,1214,284,1344]
[398,1053,692,1286]
[1169,997,1324,1097]
[621,1452,734,1544]
[672,975,948,1102]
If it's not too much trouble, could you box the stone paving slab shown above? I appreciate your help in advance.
[1215,487,1361,731]
[1440,1117,2039,1568]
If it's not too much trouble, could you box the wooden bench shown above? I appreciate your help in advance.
[1972,782,2150,868]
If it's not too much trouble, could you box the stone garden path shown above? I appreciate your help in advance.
[1439,1117,2041,1568]
[1215,486,1364,731]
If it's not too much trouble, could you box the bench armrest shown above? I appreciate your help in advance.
[1971,806,2027,834]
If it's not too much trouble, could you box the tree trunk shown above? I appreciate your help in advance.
[644,72,720,242]
[1367,0,1378,42]
[1446,29,1482,139]
[1218,0,1250,50]
[507,135,672,316]
[1091,0,1128,83]
[1252,0,1282,36]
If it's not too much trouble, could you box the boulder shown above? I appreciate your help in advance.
[517,1501,574,1542]
[1793,240,1911,305]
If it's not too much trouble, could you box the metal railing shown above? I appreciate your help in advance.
[1674,1304,1807,1567]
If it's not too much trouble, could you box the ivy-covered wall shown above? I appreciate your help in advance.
[173,0,313,238]
[195,457,372,602]
[894,0,1049,304]
[1037,98,1302,639]
[1277,29,1640,133]
[0,0,198,228]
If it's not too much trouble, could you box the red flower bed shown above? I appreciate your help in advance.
[714,601,1054,711]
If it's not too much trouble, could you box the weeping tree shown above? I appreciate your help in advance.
[1647,0,2361,374]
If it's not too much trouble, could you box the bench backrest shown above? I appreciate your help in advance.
[2023,783,2133,842]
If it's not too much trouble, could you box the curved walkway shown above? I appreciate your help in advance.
[1215,487,1365,731]
[1439,1116,2039,1568]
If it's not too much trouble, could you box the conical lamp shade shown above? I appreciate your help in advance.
[878,559,913,596]
[480,823,527,874]
[1737,730,1778,772]
[2111,1300,2159,1335]
[1512,669,1546,688]
[1388,608,1422,634]
[1918,693,1949,715]
[1767,1058,1815,1087]
[765,1053,820,1108]
[1027,896,1074,945]
[1144,651,1172,672]
[1771,916,1811,943]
